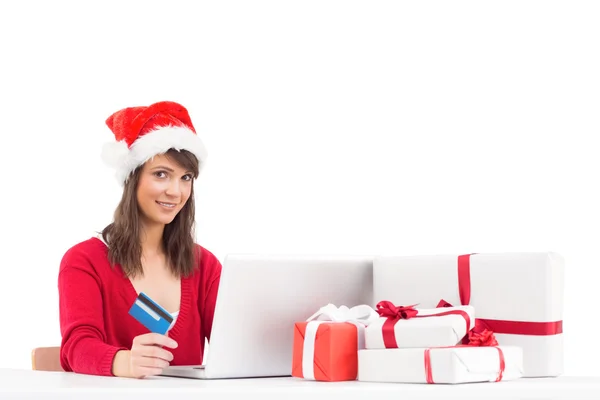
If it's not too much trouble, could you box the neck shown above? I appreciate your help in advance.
[140,220,165,258]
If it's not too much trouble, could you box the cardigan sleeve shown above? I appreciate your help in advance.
[58,250,127,376]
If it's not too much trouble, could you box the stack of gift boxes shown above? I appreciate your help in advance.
[292,252,564,384]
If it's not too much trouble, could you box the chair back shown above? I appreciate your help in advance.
[31,347,63,371]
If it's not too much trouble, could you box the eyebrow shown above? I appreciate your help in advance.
[151,166,193,174]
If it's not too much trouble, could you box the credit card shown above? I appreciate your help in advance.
[128,292,173,335]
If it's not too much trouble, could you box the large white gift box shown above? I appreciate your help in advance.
[366,302,475,349]
[358,346,523,384]
[373,252,564,377]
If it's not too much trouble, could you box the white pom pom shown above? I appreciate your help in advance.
[101,141,129,168]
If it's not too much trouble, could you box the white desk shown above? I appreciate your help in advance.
[1,368,599,400]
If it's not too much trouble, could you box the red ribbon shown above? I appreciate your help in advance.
[376,301,419,320]
[377,301,418,348]
[452,253,563,337]
[424,346,505,384]
[458,254,472,305]
[476,319,562,335]
[376,301,472,349]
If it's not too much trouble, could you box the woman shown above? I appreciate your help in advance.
[58,101,222,379]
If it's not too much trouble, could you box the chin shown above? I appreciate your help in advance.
[141,206,182,226]
[160,216,178,225]
[147,214,178,226]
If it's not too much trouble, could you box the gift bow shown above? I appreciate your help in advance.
[301,304,377,380]
[376,300,419,320]
[307,303,379,325]
[437,298,498,346]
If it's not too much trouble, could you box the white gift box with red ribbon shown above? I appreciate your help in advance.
[373,252,563,377]
[358,345,523,384]
[365,301,475,349]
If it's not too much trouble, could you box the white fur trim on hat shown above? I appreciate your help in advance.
[101,125,208,185]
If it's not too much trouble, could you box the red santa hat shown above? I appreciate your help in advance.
[101,101,208,185]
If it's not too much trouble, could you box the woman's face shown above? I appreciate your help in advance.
[136,154,194,228]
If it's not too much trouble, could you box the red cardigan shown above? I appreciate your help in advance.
[58,237,222,376]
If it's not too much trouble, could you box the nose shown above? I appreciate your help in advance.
[165,178,182,199]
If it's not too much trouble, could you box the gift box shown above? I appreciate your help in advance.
[291,304,378,381]
[358,345,523,384]
[373,252,564,377]
[366,301,475,349]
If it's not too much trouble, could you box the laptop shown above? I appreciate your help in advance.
[160,253,373,379]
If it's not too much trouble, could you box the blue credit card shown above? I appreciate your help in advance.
[128,292,173,335]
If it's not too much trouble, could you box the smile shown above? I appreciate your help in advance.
[156,201,177,209]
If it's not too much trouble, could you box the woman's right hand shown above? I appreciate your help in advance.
[113,333,178,379]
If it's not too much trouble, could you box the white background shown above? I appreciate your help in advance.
[0,0,598,376]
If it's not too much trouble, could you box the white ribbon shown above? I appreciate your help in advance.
[301,304,378,380]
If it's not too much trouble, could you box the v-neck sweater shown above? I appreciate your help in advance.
[58,237,222,376]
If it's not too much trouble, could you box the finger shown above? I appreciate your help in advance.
[138,356,170,370]
[141,346,174,362]
[137,333,178,349]
[133,366,164,378]
[131,347,173,363]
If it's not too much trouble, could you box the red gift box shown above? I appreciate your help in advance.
[291,304,378,382]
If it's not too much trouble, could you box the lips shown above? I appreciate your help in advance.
[156,201,177,209]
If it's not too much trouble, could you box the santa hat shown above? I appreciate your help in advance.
[101,101,208,185]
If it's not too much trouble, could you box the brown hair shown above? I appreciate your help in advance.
[101,149,200,278]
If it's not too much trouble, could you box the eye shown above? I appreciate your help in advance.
[182,174,194,181]
[153,171,168,178]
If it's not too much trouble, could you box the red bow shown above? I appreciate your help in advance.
[376,301,419,320]
[467,328,499,346]
[436,299,453,308]
[436,298,498,346]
